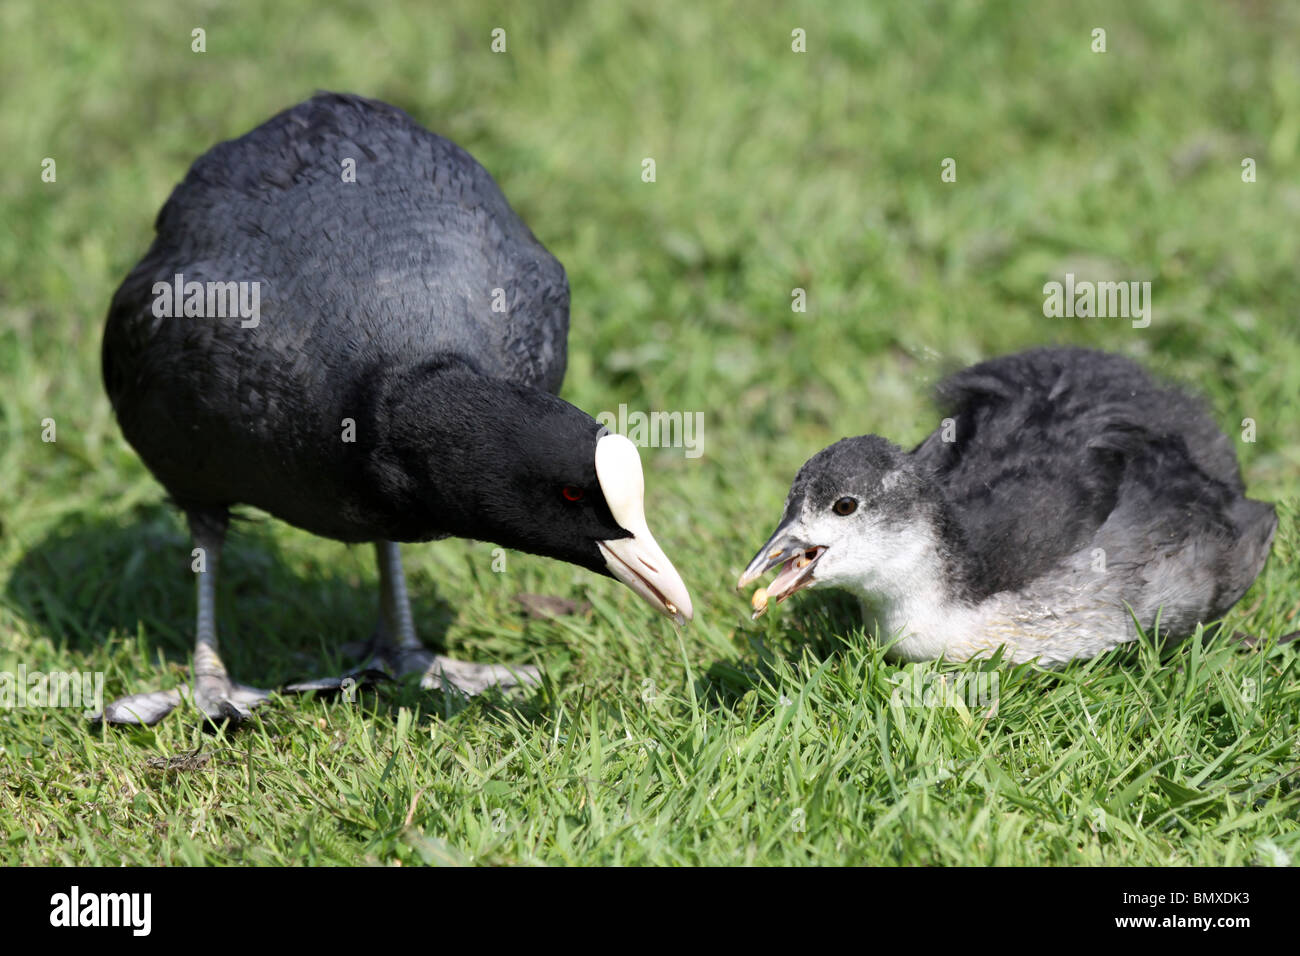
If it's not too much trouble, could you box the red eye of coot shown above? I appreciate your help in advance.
[562,485,585,502]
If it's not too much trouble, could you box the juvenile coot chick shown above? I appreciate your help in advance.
[739,348,1276,665]
[100,93,692,724]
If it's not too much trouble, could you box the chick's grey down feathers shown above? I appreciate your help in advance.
[783,347,1275,637]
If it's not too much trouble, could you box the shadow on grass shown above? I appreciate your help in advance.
[3,501,458,688]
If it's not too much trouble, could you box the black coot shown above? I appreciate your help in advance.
[101,93,692,724]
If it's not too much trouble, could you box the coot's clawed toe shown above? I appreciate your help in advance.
[95,679,271,726]
[422,657,541,695]
[390,650,539,695]
[281,669,391,696]
[95,688,186,726]
[282,657,538,699]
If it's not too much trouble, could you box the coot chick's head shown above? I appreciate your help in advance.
[738,435,949,611]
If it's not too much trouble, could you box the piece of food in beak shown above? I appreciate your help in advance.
[762,548,822,601]
[751,586,769,618]
[737,524,825,613]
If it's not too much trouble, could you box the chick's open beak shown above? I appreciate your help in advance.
[738,523,825,612]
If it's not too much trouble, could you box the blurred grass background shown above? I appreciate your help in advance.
[1,0,1297,865]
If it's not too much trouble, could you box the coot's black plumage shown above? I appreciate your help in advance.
[740,347,1276,664]
[101,93,692,724]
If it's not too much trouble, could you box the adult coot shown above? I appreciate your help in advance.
[101,93,692,724]
[738,347,1276,665]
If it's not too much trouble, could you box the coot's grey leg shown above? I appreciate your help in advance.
[97,510,269,725]
[376,538,423,656]
[368,540,540,695]
[188,516,270,721]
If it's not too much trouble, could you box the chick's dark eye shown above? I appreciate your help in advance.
[832,496,858,516]
[562,485,585,502]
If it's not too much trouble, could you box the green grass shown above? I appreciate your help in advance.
[2,0,1298,865]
